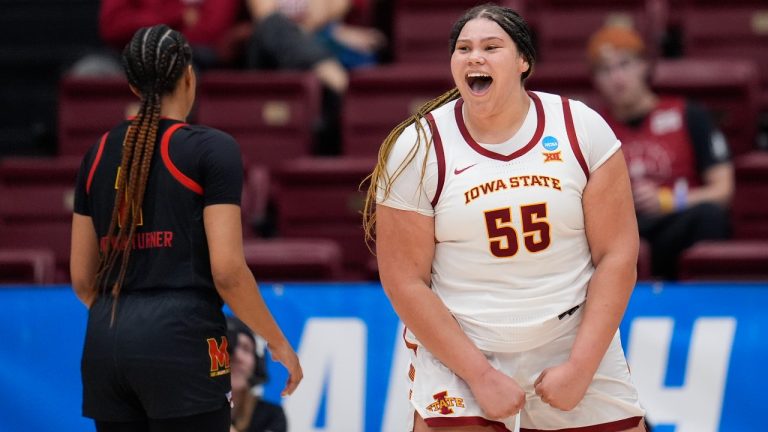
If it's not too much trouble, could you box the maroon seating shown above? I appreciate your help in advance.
[243,238,344,281]
[679,240,768,280]
[681,7,768,112]
[196,71,321,170]
[535,9,650,63]
[342,64,454,156]
[651,59,760,157]
[274,157,375,278]
[732,151,768,239]
[58,77,135,157]
[0,248,56,285]
[526,61,598,108]
[0,223,71,282]
[0,156,81,186]
[240,165,272,239]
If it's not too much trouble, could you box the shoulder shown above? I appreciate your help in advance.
[174,124,238,147]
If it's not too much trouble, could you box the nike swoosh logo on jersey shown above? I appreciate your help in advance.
[454,164,478,175]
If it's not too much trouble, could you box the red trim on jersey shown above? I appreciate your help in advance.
[455,91,545,162]
[402,327,418,354]
[160,123,203,195]
[86,132,109,195]
[425,416,510,431]
[562,97,590,180]
[520,416,644,432]
[426,112,445,208]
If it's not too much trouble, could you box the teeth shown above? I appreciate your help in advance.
[467,72,491,78]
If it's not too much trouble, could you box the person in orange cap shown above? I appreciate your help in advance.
[588,25,733,280]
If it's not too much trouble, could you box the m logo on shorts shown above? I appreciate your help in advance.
[427,390,465,415]
[207,337,230,377]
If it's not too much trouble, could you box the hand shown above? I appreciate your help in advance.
[534,361,593,411]
[466,367,525,420]
[268,340,303,396]
[631,179,661,215]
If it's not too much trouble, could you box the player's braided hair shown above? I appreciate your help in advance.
[362,3,536,247]
[95,25,192,323]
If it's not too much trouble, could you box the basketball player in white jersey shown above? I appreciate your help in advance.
[363,4,646,432]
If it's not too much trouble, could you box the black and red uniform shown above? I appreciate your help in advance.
[73,118,242,421]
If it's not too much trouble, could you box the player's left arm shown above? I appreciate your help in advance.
[535,149,638,411]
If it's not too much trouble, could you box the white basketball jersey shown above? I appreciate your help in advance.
[420,91,612,352]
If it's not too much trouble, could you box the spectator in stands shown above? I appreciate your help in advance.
[228,317,287,432]
[587,25,734,280]
[244,0,385,154]
[100,0,247,69]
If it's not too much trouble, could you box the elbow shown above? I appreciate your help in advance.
[211,261,248,293]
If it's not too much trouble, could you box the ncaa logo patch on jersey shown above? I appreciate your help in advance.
[542,135,559,151]
[541,136,563,162]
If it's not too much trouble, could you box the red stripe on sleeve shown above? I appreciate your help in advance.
[160,123,203,195]
[562,97,590,180]
[86,132,109,194]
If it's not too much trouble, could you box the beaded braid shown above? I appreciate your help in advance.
[362,3,537,248]
[94,24,193,323]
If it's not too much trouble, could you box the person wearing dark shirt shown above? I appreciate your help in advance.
[227,317,287,432]
[587,25,734,280]
[70,25,302,432]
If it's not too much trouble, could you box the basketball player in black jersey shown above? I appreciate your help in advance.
[70,25,302,432]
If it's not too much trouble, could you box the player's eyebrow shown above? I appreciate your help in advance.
[456,37,505,44]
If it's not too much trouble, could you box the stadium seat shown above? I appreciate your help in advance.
[651,59,761,157]
[274,157,375,279]
[681,7,768,112]
[0,248,56,285]
[732,151,768,239]
[242,238,344,281]
[393,0,484,63]
[58,76,135,157]
[342,64,454,156]
[679,240,768,281]
[0,156,81,186]
[535,8,650,63]
[526,61,598,107]
[196,71,321,170]
[241,165,272,239]
[0,223,72,283]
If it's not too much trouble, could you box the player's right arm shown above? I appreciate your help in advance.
[200,130,302,396]
[376,122,524,420]
[204,204,302,396]
[377,206,524,419]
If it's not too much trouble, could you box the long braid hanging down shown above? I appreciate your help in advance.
[93,24,193,323]
[362,3,536,248]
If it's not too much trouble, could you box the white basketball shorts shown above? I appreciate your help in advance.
[404,307,645,431]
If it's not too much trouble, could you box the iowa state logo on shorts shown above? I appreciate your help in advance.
[207,336,230,377]
[427,391,465,414]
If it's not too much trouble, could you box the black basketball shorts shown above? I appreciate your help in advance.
[81,289,232,421]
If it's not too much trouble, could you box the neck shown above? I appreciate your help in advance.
[159,93,189,121]
[463,88,531,144]
[611,90,658,122]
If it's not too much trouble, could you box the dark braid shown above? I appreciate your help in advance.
[94,24,193,323]
[449,3,536,80]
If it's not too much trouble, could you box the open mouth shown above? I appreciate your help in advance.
[466,72,493,94]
